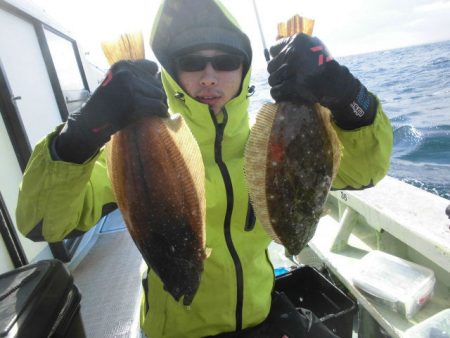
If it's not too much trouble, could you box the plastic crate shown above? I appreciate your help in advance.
[275,266,357,338]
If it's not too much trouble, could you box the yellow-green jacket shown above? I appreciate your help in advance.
[16,1,393,337]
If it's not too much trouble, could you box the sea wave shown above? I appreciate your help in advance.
[250,40,450,199]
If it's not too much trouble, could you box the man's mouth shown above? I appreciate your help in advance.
[196,95,221,106]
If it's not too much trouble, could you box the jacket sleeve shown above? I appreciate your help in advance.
[331,97,393,190]
[16,128,116,243]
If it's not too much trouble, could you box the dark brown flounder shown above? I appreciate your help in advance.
[107,114,206,305]
[245,102,341,255]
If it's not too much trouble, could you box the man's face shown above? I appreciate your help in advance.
[176,49,244,115]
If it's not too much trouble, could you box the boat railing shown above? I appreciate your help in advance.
[307,175,450,337]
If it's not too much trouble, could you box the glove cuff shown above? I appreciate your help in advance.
[314,63,377,130]
[54,116,104,164]
[330,83,378,130]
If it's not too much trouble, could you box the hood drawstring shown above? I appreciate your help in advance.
[174,92,185,101]
[246,85,255,98]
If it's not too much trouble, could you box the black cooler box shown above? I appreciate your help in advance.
[275,266,357,338]
[0,259,85,338]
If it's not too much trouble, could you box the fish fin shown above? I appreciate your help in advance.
[245,103,279,242]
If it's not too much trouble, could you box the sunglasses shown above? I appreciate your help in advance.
[175,54,244,72]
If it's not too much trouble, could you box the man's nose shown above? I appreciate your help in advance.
[200,63,218,86]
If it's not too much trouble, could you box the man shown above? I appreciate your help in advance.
[16,0,393,337]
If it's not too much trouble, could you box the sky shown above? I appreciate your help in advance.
[31,0,450,69]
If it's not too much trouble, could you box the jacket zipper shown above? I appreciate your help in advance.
[209,108,244,331]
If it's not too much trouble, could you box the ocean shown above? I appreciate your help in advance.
[249,40,450,200]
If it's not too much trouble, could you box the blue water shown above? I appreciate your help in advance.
[249,40,450,200]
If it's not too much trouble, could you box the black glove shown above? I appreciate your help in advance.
[54,59,168,163]
[267,33,377,130]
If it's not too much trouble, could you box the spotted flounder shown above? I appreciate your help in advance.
[245,102,341,255]
[107,114,207,305]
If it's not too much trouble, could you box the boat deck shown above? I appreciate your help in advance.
[70,210,144,338]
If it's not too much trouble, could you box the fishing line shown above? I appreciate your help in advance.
[251,0,271,62]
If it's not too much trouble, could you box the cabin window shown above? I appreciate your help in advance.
[44,28,89,114]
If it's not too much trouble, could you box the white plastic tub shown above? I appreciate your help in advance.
[404,309,450,337]
[352,250,436,319]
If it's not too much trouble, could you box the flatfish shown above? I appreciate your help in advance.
[245,102,341,255]
[106,114,207,305]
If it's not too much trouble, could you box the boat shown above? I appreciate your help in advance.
[0,0,449,336]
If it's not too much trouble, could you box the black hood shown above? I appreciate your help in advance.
[150,0,252,77]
